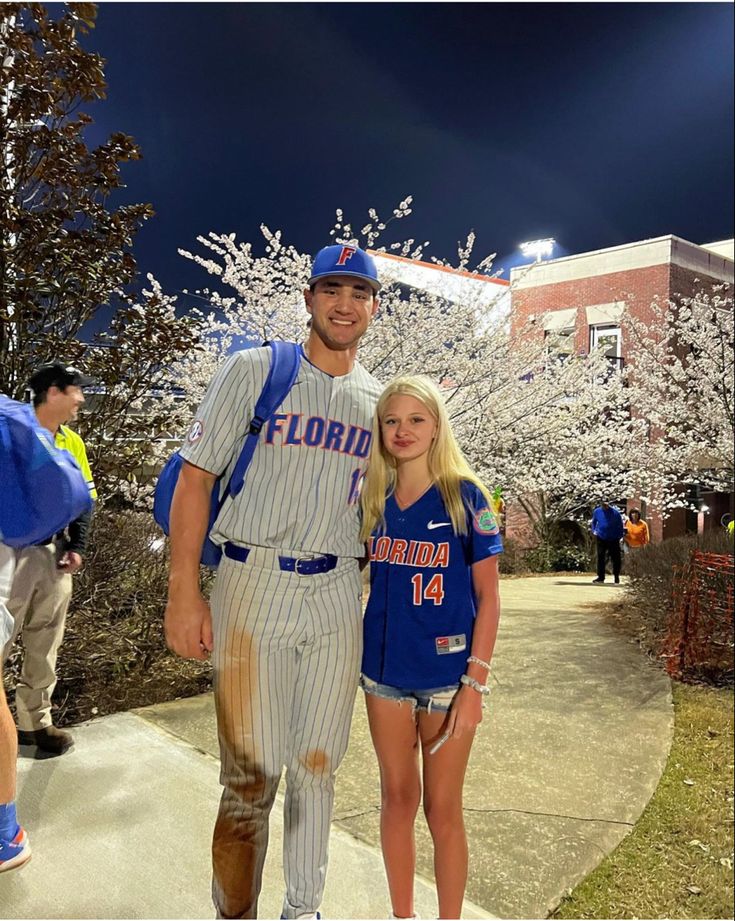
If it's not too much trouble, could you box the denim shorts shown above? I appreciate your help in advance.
[360,674,460,714]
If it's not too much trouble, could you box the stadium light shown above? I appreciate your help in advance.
[520,238,556,263]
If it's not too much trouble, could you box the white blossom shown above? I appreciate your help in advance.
[172,200,731,542]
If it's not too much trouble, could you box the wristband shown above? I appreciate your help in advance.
[460,674,490,696]
[467,655,491,671]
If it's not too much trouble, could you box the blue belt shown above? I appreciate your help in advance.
[223,542,338,575]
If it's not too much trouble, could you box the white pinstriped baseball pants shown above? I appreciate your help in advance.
[210,547,363,920]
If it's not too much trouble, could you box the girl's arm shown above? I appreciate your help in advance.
[447,554,501,740]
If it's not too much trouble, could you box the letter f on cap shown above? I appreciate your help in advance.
[336,245,356,266]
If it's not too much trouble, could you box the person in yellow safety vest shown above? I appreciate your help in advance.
[728,519,734,540]
[490,486,505,532]
[2,362,97,757]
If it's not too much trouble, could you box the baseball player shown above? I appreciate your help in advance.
[359,376,503,921]
[3,362,97,756]
[164,244,383,919]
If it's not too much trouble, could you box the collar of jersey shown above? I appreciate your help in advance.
[389,483,438,513]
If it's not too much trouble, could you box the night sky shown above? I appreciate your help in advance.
[57,2,735,300]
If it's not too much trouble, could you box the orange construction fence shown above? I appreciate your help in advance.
[662,550,734,683]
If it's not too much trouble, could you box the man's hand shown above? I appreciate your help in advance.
[164,591,214,660]
[57,551,83,574]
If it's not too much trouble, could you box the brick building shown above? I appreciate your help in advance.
[509,235,734,542]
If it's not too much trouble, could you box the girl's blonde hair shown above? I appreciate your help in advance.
[360,375,493,542]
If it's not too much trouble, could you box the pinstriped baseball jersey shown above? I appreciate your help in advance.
[179,344,382,557]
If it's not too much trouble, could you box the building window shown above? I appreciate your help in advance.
[544,327,575,366]
[590,324,623,374]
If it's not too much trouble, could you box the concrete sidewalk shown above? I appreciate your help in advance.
[331,574,674,918]
[2,711,489,920]
[1,574,673,919]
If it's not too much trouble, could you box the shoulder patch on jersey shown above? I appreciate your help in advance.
[473,506,499,536]
[187,419,205,444]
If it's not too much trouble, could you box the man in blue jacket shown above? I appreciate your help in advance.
[590,500,625,584]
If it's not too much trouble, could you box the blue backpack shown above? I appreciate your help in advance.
[153,341,302,568]
[0,395,93,549]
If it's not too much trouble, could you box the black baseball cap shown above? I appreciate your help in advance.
[28,361,94,394]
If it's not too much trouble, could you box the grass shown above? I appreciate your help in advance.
[552,682,734,919]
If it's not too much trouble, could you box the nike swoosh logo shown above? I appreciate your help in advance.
[427,521,451,530]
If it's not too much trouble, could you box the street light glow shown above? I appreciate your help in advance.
[520,238,556,263]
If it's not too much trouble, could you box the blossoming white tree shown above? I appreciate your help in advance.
[175,200,653,547]
[621,287,734,512]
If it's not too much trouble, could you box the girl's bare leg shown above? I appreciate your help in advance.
[366,694,422,919]
[0,669,17,804]
[419,710,475,920]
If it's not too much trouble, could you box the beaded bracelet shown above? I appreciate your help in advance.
[460,674,490,696]
[467,655,491,671]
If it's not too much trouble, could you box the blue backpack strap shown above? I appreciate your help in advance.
[222,341,301,504]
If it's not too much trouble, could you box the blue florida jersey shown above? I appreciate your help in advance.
[362,481,503,689]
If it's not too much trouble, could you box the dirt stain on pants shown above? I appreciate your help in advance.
[212,626,278,919]
[299,748,330,775]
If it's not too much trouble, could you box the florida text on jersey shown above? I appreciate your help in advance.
[179,345,382,558]
[362,481,503,689]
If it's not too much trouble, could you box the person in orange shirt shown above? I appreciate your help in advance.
[624,508,650,550]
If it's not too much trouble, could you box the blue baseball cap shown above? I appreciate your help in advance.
[308,244,381,293]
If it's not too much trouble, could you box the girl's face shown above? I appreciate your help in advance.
[630,511,640,523]
[380,394,438,464]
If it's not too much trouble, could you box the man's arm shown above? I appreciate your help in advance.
[164,460,217,660]
[56,508,93,573]
[590,509,599,536]
[57,430,97,573]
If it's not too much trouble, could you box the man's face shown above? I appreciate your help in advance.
[304,276,379,351]
[49,384,85,423]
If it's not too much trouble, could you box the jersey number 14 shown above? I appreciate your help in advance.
[411,573,445,606]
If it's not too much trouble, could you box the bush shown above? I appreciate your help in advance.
[620,531,734,685]
[3,508,213,727]
[523,545,552,573]
[498,537,528,574]
[550,544,592,572]
[625,532,732,641]
[521,542,593,574]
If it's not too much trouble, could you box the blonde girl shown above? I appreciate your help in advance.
[360,376,503,920]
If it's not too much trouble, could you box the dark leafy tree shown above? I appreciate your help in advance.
[0,2,153,397]
[77,280,203,499]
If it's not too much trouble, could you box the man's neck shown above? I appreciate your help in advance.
[35,404,62,436]
[303,334,357,377]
